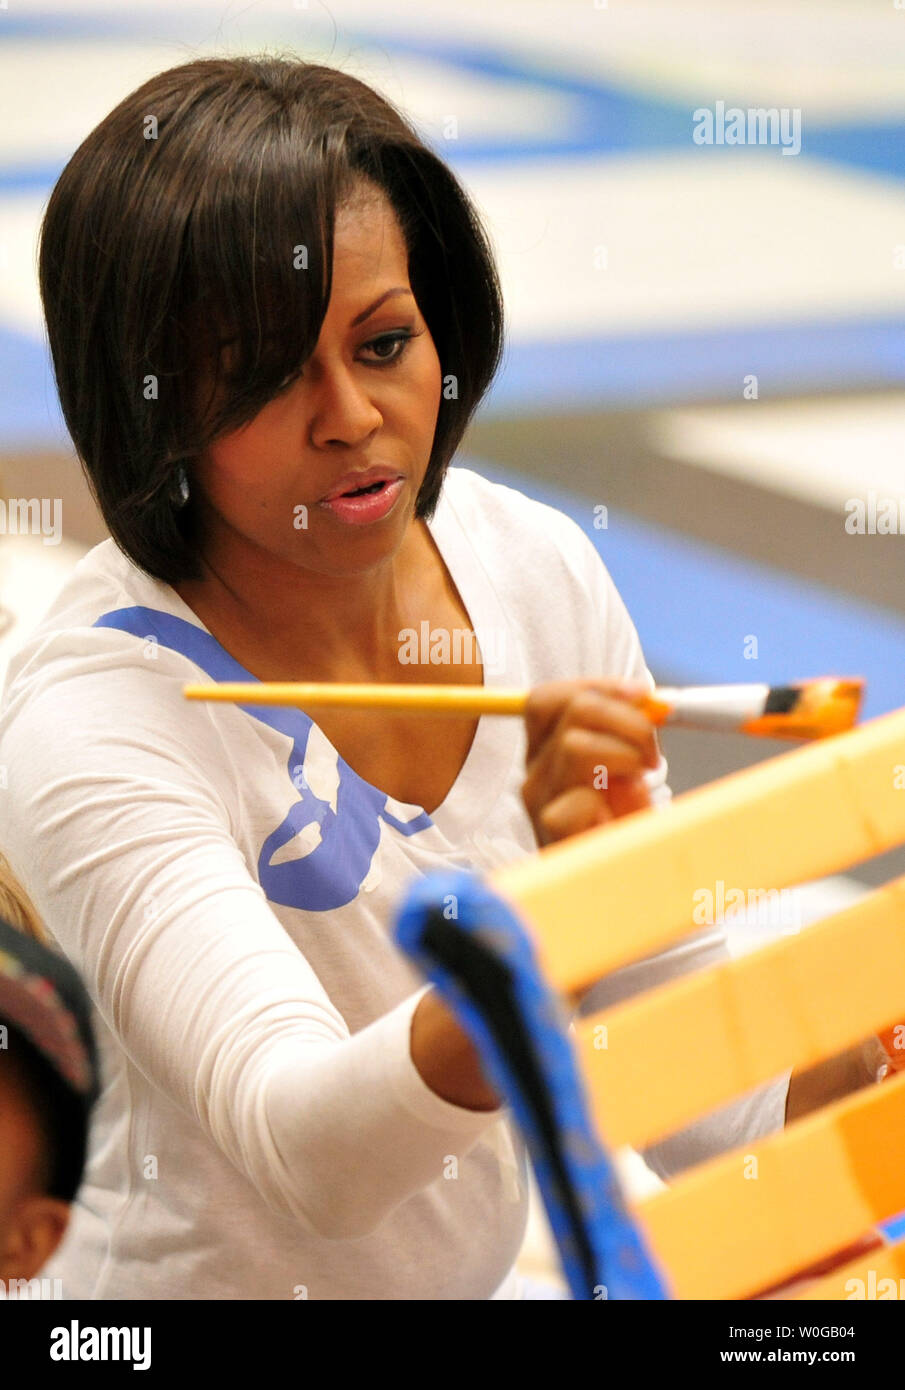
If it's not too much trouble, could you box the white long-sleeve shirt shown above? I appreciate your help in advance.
[0,464,788,1299]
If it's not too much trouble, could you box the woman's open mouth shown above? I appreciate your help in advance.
[318,476,404,525]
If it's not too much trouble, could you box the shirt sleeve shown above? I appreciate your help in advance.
[570,523,670,807]
[572,529,791,1176]
[0,655,502,1240]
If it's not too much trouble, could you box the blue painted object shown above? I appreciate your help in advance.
[394,865,670,1301]
[880,1211,905,1243]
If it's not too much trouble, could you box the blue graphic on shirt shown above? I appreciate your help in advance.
[94,607,433,911]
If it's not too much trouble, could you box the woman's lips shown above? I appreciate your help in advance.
[317,476,404,525]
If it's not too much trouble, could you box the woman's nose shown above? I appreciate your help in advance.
[307,362,383,448]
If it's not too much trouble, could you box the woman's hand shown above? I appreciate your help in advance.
[521,678,660,848]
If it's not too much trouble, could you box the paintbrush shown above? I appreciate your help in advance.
[182,676,864,741]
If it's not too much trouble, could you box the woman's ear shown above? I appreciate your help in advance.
[0,1192,71,1285]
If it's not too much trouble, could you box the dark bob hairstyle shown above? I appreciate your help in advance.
[38,55,504,583]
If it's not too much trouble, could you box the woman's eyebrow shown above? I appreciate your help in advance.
[350,287,413,327]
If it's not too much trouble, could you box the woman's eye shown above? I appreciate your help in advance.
[360,330,419,366]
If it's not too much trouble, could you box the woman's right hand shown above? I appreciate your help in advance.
[520,678,660,848]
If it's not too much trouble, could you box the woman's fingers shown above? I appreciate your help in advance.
[521,679,659,848]
[532,786,614,848]
[524,678,655,765]
[605,776,653,820]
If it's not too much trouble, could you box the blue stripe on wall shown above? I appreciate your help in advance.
[484,319,905,411]
[0,327,68,449]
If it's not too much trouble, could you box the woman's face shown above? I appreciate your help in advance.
[191,185,443,580]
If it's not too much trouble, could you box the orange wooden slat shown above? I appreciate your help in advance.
[634,1072,905,1299]
[575,876,905,1148]
[489,708,905,992]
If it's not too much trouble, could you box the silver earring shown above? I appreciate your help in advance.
[172,466,190,507]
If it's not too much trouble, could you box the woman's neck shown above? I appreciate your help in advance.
[173,519,435,681]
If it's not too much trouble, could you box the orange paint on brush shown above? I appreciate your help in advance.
[634,694,674,725]
[741,678,864,741]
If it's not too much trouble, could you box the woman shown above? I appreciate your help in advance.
[0,55,801,1300]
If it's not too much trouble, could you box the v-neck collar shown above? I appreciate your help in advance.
[418,471,524,840]
[148,469,524,840]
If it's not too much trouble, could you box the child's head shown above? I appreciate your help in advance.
[0,909,98,1284]
[38,55,504,586]
[0,1023,76,1282]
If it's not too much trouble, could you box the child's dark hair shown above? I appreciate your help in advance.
[38,55,504,583]
[2,1022,85,1201]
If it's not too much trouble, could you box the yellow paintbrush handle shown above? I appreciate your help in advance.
[181,679,862,738]
[182,681,530,716]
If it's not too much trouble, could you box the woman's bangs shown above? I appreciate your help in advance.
[186,123,345,436]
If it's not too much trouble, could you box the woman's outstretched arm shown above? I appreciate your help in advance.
[0,660,502,1241]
